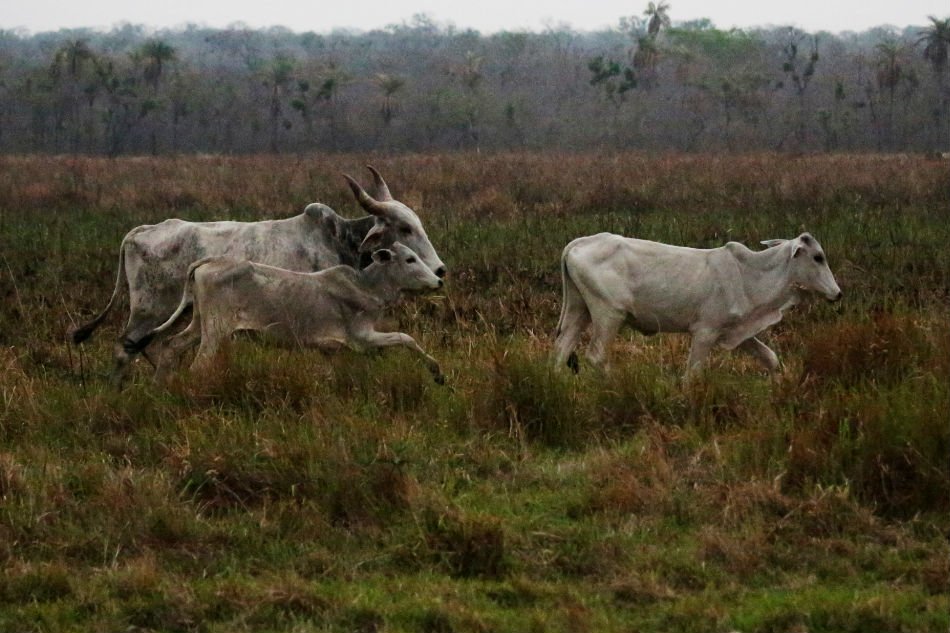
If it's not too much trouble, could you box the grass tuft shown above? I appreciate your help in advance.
[800,313,935,387]
[485,345,588,448]
[423,508,509,579]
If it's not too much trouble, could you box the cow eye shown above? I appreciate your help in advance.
[406,257,417,264]
[399,226,412,235]
[813,254,825,264]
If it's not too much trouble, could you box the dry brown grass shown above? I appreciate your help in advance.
[0,152,947,631]
[2,152,948,220]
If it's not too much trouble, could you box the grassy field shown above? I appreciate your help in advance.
[0,152,948,632]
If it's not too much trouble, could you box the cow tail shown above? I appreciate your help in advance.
[555,243,575,337]
[124,256,212,354]
[555,242,583,373]
[69,227,143,345]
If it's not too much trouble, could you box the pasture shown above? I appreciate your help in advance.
[0,152,948,632]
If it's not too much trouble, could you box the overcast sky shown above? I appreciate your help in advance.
[3,0,947,35]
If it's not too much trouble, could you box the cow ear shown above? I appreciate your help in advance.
[760,239,785,248]
[359,223,387,253]
[372,248,394,263]
[792,245,804,258]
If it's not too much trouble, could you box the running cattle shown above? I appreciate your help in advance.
[69,166,446,386]
[133,243,446,383]
[553,232,842,375]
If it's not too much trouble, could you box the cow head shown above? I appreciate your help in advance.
[371,242,443,292]
[343,166,447,279]
[762,233,842,301]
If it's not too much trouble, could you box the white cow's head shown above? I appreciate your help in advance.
[371,242,444,292]
[343,166,447,279]
[762,233,842,301]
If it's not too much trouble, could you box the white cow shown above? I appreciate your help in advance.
[553,232,842,375]
[69,166,445,386]
[131,243,446,383]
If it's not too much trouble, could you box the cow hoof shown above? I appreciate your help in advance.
[567,352,580,374]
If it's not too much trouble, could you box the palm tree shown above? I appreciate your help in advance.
[644,1,671,38]
[50,40,96,151]
[918,16,950,72]
[137,40,176,92]
[135,40,176,154]
[50,40,94,80]
[313,63,351,150]
[264,55,295,153]
[637,2,671,89]
[374,73,405,126]
[875,38,905,148]
[917,16,950,146]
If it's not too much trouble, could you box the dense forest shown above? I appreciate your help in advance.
[1,7,948,155]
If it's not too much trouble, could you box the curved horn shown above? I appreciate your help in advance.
[342,173,387,217]
[365,165,393,201]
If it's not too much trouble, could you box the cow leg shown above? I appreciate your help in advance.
[737,337,780,372]
[190,333,222,371]
[110,320,157,389]
[584,311,624,372]
[155,318,202,382]
[355,330,444,384]
[553,305,591,373]
[110,341,136,390]
[685,330,718,378]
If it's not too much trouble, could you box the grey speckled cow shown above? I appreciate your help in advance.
[132,243,446,383]
[69,166,445,387]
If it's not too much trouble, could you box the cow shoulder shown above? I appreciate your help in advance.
[723,241,761,265]
[321,266,383,313]
[703,245,751,319]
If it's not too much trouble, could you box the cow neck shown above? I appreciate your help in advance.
[356,264,402,306]
[337,215,380,268]
[734,241,797,311]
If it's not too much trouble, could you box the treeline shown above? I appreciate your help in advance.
[0,11,948,155]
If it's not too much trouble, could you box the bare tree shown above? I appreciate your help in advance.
[779,28,820,149]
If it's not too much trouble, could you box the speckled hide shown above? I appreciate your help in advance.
[69,167,446,387]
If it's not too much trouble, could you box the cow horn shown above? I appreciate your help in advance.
[342,173,387,217]
[366,165,393,202]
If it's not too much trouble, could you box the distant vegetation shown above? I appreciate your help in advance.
[0,152,947,630]
[0,9,948,154]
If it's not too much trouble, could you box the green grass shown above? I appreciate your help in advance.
[0,152,948,631]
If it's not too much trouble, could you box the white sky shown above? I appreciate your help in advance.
[3,0,947,35]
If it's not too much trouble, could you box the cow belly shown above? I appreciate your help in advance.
[624,290,697,334]
[626,310,691,335]
[237,308,346,346]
